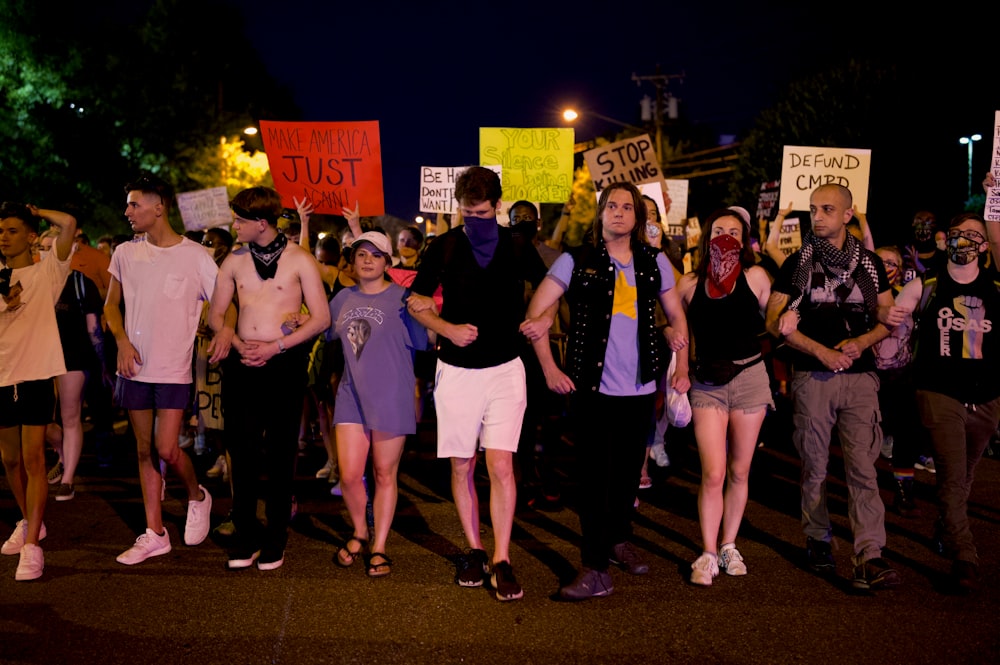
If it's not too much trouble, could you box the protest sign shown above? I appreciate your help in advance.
[260,120,384,215]
[986,111,1000,222]
[583,134,660,191]
[663,179,688,230]
[480,128,574,204]
[778,146,871,213]
[418,164,502,215]
[176,187,231,231]
[756,180,781,221]
[776,217,803,257]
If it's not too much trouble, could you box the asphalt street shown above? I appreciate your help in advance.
[2,412,999,665]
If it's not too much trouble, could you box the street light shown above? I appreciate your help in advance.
[561,107,646,134]
[959,133,982,200]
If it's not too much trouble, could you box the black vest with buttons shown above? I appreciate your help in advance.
[564,240,666,393]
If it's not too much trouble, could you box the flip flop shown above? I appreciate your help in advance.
[366,552,393,578]
[336,536,367,567]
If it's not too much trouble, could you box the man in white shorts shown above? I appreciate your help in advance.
[408,166,547,601]
[105,174,220,565]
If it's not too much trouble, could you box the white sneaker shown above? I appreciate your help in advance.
[649,442,670,468]
[184,485,212,546]
[117,528,172,565]
[315,460,333,479]
[15,543,44,581]
[690,552,719,586]
[720,545,747,576]
[206,455,227,479]
[2,520,47,555]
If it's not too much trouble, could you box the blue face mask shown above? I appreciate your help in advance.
[463,215,499,268]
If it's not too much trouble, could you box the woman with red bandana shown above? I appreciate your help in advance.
[675,207,775,586]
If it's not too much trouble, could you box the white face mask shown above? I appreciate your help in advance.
[38,249,51,261]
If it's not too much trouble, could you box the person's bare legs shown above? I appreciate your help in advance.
[19,425,47,544]
[451,455,484,551]
[154,408,202,503]
[129,409,164,533]
[720,409,766,546]
[0,426,27,518]
[694,406,730,555]
[335,424,371,542]
[55,371,86,485]
[370,432,405,555]
[484,449,516,564]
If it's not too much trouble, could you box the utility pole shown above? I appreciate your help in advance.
[632,65,684,165]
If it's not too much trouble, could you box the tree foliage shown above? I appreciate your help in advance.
[0,0,296,236]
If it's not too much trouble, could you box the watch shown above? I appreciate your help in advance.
[276,338,287,353]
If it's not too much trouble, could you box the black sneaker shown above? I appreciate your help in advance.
[455,548,489,587]
[806,537,835,573]
[490,561,523,601]
[227,549,260,570]
[952,560,979,593]
[257,548,285,571]
[852,557,901,590]
[610,541,650,575]
[559,567,614,601]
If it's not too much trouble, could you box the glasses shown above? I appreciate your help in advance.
[882,261,899,269]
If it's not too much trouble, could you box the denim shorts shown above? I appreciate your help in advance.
[689,358,774,414]
[114,377,191,410]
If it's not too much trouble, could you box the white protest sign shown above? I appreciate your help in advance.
[583,134,661,191]
[418,164,502,215]
[176,187,231,231]
[663,179,688,229]
[986,111,1000,222]
[778,146,871,213]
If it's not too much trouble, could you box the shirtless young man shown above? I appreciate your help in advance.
[208,186,330,571]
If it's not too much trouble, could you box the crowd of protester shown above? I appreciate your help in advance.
[1,169,998,601]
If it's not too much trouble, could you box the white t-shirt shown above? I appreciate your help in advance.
[109,236,218,384]
[0,250,73,386]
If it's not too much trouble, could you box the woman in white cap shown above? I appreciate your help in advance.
[327,231,427,577]
[675,207,775,586]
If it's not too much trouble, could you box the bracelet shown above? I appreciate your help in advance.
[276,338,287,353]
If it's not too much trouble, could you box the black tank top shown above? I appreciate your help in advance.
[688,271,764,362]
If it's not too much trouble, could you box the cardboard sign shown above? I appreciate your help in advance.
[663,179,688,228]
[260,120,384,215]
[418,164,502,215]
[584,134,661,191]
[480,128,574,204]
[778,146,871,213]
[777,217,803,256]
[756,180,781,221]
[177,187,231,231]
[986,111,1000,222]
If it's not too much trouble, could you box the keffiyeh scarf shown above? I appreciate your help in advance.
[788,231,880,313]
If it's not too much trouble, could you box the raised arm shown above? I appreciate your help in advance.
[295,196,315,253]
[29,206,77,260]
[764,202,793,269]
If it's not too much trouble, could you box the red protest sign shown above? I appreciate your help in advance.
[260,120,384,215]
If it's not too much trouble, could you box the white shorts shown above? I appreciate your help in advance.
[434,357,527,458]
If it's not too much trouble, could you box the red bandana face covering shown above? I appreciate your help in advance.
[707,234,742,297]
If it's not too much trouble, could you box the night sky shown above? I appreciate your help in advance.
[233,0,998,233]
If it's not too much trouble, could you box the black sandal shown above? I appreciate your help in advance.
[336,536,367,567]
[367,552,393,578]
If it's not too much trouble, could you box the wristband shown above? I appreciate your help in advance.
[276,338,287,353]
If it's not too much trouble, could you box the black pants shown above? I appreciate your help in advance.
[571,391,655,571]
[222,345,309,556]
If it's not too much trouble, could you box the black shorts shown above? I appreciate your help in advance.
[114,377,191,410]
[0,380,56,427]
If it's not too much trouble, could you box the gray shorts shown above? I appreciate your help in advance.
[689,359,773,414]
